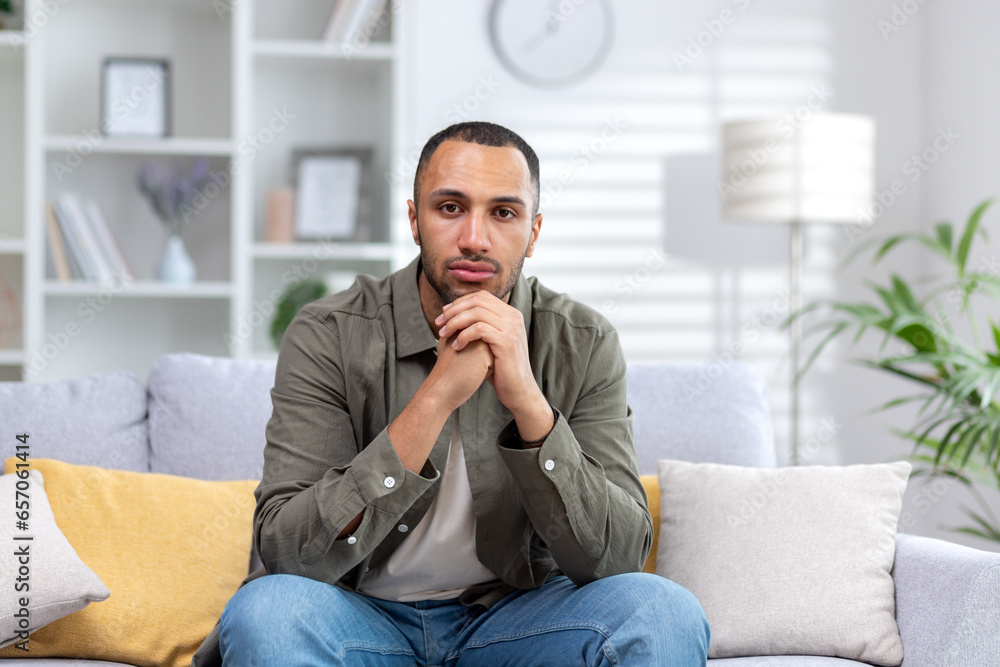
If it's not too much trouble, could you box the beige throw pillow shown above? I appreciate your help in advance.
[656,459,909,666]
[0,470,110,648]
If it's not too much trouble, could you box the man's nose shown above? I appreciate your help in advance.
[457,211,490,255]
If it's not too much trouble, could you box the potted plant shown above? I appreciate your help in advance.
[269,278,328,350]
[791,199,1000,546]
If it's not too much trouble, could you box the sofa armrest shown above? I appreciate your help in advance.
[892,533,1000,667]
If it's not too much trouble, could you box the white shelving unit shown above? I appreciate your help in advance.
[2,0,410,382]
[0,25,28,381]
[42,281,234,298]
[44,136,236,156]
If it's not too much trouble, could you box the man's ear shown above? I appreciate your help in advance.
[525,213,542,258]
[407,200,420,246]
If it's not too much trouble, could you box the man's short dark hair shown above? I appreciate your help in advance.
[413,121,540,217]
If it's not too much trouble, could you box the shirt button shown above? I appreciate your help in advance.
[544,459,555,471]
[398,524,408,533]
[384,476,396,488]
[347,536,357,545]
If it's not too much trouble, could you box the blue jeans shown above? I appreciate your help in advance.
[219,571,709,666]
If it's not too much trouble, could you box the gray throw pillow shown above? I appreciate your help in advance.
[0,470,110,648]
[656,459,909,666]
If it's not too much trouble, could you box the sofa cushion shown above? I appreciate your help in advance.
[148,352,277,481]
[0,661,133,666]
[708,658,872,665]
[640,475,659,574]
[626,362,776,473]
[0,371,148,472]
[656,460,909,666]
[0,458,256,667]
[0,471,110,648]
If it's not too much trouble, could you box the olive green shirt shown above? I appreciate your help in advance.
[253,255,652,609]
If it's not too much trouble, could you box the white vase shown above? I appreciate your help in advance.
[157,234,197,284]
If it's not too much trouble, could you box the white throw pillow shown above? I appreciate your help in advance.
[656,459,909,666]
[0,469,110,648]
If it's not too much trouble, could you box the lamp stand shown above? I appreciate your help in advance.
[789,221,803,466]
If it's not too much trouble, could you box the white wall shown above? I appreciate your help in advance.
[403,0,998,551]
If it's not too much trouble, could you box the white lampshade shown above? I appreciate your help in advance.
[720,113,875,224]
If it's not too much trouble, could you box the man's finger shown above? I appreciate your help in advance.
[439,306,507,339]
[452,321,505,351]
[438,290,509,326]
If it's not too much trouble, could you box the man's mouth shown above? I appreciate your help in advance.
[448,260,497,283]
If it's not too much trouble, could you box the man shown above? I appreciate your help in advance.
[216,122,709,665]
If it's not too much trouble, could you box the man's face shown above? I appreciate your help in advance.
[408,140,542,308]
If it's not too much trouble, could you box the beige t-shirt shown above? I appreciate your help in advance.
[358,411,499,601]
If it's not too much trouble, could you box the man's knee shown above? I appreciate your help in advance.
[221,574,346,642]
[599,572,709,635]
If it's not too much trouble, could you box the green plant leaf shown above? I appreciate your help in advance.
[986,426,1000,468]
[872,394,929,413]
[956,198,995,275]
[956,509,1000,542]
[913,415,954,450]
[269,279,329,350]
[935,222,954,255]
[936,419,969,466]
[868,232,952,266]
[859,360,940,389]
[980,373,1000,408]
[895,323,937,353]
[891,275,922,313]
[796,322,848,382]
[954,527,1000,542]
[958,423,990,469]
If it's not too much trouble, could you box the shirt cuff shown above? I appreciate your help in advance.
[497,409,583,492]
[346,427,440,516]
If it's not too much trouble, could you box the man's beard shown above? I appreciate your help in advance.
[416,226,526,304]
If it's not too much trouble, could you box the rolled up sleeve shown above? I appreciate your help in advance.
[497,327,653,585]
[253,308,438,583]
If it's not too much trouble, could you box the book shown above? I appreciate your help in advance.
[84,199,136,282]
[44,201,72,282]
[51,197,94,281]
[321,0,356,42]
[339,0,385,45]
[60,192,116,284]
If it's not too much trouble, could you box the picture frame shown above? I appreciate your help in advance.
[101,57,171,138]
[290,146,374,241]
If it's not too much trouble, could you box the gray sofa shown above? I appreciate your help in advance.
[1,352,998,666]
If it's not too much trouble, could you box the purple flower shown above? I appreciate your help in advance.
[137,158,214,234]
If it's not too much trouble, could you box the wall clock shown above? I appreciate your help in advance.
[488,0,615,89]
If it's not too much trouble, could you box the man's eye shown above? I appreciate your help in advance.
[441,204,460,213]
[497,209,515,219]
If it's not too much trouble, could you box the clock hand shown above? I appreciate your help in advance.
[521,12,561,55]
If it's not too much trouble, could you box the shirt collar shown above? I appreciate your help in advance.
[392,254,534,359]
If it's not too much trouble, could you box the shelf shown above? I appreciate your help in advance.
[0,348,23,366]
[44,280,233,298]
[0,238,25,255]
[252,242,394,261]
[254,39,394,61]
[44,136,234,157]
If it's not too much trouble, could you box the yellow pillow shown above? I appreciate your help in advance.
[640,475,660,574]
[1,458,256,667]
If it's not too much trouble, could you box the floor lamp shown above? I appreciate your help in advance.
[720,113,875,465]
